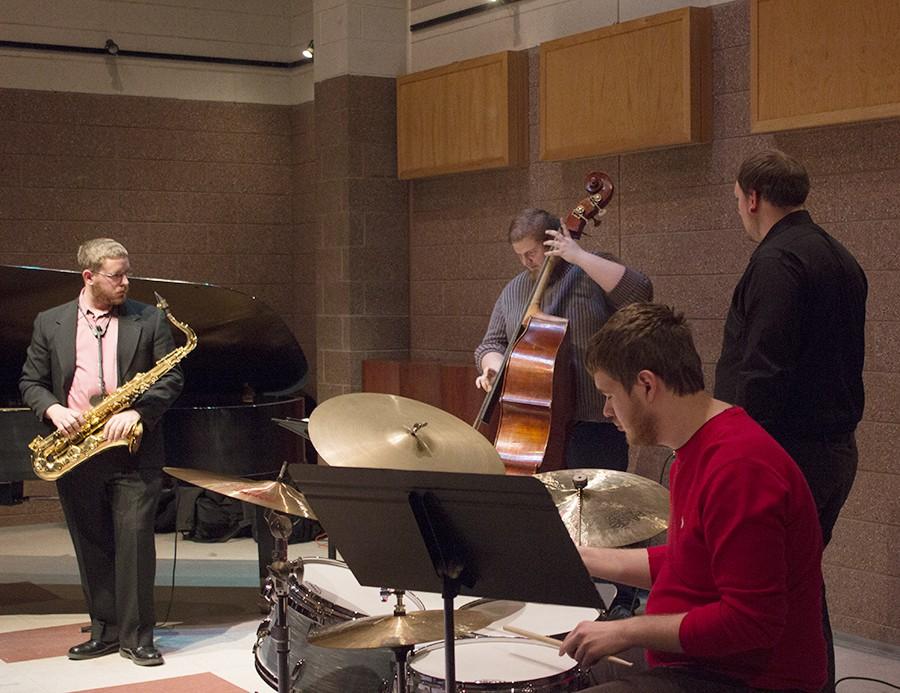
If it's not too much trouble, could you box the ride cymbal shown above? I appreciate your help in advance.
[307,608,494,649]
[308,393,504,474]
[163,466,316,519]
[536,468,668,548]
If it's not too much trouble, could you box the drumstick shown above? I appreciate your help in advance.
[502,625,633,667]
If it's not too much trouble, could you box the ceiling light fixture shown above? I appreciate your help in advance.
[104,39,119,55]
[302,40,314,59]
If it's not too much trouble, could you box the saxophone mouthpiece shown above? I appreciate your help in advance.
[154,292,169,312]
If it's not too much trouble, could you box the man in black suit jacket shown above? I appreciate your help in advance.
[20,238,184,666]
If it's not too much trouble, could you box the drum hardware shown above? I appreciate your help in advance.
[255,558,408,693]
[308,604,493,693]
[288,464,606,693]
[307,393,505,474]
[266,509,306,693]
[386,590,414,693]
[165,462,317,693]
[536,468,669,547]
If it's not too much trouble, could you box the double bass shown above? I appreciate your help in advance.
[474,172,615,475]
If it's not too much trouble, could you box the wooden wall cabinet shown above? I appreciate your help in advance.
[751,0,900,132]
[539,7,711,161]
[396,51,528,180]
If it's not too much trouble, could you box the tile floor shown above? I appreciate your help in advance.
[0,523,897,692]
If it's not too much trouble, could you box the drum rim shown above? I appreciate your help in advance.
[408,636,581,687]
[290,557,425,622]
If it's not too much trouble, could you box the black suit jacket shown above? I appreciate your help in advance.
[19,297,185,468]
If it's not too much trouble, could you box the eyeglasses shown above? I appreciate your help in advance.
[95,270,131,283]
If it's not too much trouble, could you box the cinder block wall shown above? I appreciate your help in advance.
[408,1,899,644]
[0,0,896,647]
[0,90,310,527]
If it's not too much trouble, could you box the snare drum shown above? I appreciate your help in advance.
[407,637,588,692]
[254,558,424,693]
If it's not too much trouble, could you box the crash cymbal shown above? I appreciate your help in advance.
[536,468,668,548]
[163,467,316,519]
[308,393,504,474]
[308,608,494,650]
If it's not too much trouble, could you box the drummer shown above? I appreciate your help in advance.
[565,303,826,693]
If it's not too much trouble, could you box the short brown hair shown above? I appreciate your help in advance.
[585,303,704,395]
[77,238,128,272]
[508,208,560,244]
[736,149,809,207]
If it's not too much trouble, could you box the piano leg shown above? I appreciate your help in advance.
[254,505,275,600]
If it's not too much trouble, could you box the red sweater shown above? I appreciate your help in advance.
[645,407,826,692]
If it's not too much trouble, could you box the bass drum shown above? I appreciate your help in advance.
[254,558,425,693]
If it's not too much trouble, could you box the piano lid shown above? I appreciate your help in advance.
[1,265,308,406]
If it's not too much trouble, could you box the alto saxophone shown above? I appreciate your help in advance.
[29,293,197,481]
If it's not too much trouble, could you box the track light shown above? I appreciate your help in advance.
[302,40,314,59]
[104,39,119,55]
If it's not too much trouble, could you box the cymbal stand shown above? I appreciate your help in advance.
[380,589,413,693]
[573,472,588,546]
[266,510,304,693]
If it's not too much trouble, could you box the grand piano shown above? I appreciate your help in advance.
[0,264,311,575]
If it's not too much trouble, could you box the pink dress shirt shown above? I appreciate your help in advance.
[67,291,120,413]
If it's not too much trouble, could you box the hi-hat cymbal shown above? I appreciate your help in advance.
[536,468,668,548]
[308,608,494,650]
[163,467,316,519]
[308,393,504,474]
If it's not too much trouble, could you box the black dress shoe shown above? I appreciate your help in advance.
[68,639,120,660]
[120,645,164,666]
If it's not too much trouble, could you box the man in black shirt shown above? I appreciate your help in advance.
[714,149,867,692]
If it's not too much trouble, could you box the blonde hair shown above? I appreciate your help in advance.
[76,238,128,271]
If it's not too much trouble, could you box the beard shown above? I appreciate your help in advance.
[90,282,127,310]
[624,403,659,447]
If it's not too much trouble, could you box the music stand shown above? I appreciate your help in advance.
[291,464,601,693]
[272,416,310,439]
[273,416,342,560]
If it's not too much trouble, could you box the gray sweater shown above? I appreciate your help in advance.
[475,254,652,422]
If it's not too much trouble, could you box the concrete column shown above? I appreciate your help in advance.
[312,0,409,401]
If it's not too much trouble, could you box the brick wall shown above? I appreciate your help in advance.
[0,89,296,317]
[0,89,306,527]
[408,0,900,644]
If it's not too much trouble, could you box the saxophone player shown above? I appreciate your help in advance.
[19,238,184,666]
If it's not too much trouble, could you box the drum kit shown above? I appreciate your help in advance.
[165,393,669,693]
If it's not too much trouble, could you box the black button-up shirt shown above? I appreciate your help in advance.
[714,210,867,442]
